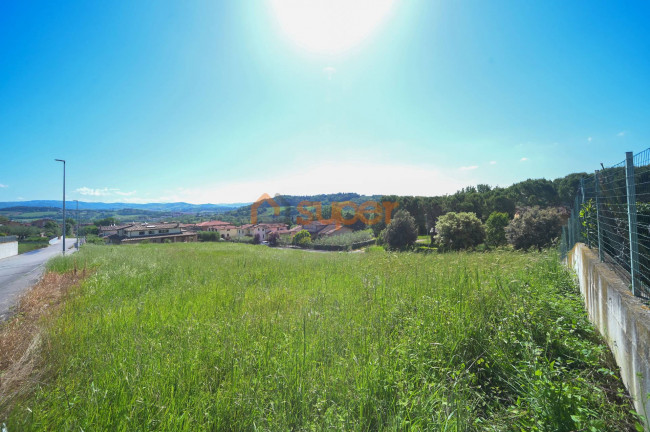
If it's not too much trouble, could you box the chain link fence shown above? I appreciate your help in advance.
[560,148,650,299]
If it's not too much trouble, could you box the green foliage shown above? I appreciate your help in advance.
[579,199,597,246]
[198,231,221,242]
[292,229,311,247]
[84,225,99,235]
[312,230,373,247]
[485,212,510,247]
[1,224,40,240]
[382,209,418,250]
[94,217,118,227]
[267,231,280,246]
[85,234,105,245]
[505,206,563,250]
[7,245,636,430]
[435,212,485,250]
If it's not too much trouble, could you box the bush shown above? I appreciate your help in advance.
[505,206,563,250]
[296,236,312,248]
[292,230,311,247]
[382,210,418,250]
[267,231,280,247]
[434,212,485,250]
[198,232,220,242]
[253,233,261,244]
[485,212,510,247]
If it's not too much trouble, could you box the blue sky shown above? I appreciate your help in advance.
[1,1,648,204]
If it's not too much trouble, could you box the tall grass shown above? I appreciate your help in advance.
[5,244,637,430]
[312,229,374,247]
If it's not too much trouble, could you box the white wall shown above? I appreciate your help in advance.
[567,243,650,428]
[0,241,18,260]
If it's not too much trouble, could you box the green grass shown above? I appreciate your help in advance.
[312,229,374,247]
[18,242,48,254]
[4,244,638,430]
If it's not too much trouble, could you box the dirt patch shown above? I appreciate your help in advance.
[0,270,86,413]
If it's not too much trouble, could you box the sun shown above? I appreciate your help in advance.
[269,0,396,54]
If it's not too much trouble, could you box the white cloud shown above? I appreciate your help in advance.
[151,162,470,204]
[323,66,336,80]
[587,137,592,142]
[489,161,497,165]
[114,190,137,197]
[459,165,479,171]
[76,187,136,198]
[520,157,528,162]
[618,131,626,137]
[0,184,7,188]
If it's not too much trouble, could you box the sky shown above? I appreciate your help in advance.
[0,0,649,204]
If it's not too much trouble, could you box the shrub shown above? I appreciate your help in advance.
[434,212,485,250]
[267,231,280,246]
[485,212,510,247]
[292,230,311,247]
[505,206,563,250]
[382,209,418,250]
[253,234,261,244]
[296,236,312,248]
[198,232,220,242]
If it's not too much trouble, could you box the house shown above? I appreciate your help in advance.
[252,223,288,241]
[216,225,240,240]
[98,224,132,237]
[195,220,230,231]
[302,221,352,238]
[106,222,197,244]
[240,224,255,237]
[30,218,56,228]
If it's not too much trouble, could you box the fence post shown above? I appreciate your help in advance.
[625,151,640,297]
[595,170,603,262]
[580,177,588,246]
[568,208,574,247]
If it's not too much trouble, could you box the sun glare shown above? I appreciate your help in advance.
[269,0,396,54]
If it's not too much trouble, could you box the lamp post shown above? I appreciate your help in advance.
[74,199,79,250]
[55,159,66,255]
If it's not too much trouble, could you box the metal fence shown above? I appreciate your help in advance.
[560,148,650,299]
[0,236,17,244]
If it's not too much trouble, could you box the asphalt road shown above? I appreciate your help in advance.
[0,238,77,321]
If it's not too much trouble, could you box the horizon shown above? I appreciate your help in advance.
[1,1,648,204]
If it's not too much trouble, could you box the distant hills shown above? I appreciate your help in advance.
[0,200,250,213]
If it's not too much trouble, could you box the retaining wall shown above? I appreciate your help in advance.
[567,243,650,424]
[0,239,18,260]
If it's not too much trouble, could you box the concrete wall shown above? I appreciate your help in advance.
[567,243,650,424]
[0,240,18,260]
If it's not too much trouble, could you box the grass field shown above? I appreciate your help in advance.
[2,243,638,430]
[17,242,48,254]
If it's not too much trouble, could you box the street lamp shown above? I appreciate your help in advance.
[55,159,66,255]
[74,199,79,250]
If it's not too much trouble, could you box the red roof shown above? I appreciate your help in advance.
[196,220,229,227]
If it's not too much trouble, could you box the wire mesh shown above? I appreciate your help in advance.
[560,149,650,300]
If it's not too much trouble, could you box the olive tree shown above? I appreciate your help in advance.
[382,209,418,250]
[434,212,485,250]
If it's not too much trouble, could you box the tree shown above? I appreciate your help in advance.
[267,231,280,246]
[485,212,510,247]
[504,206,563,250]
[292,230,312,248]
[94,217,118,227]
[435,212,485,251]
[382,209,418,250]
[253,233,261,244]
